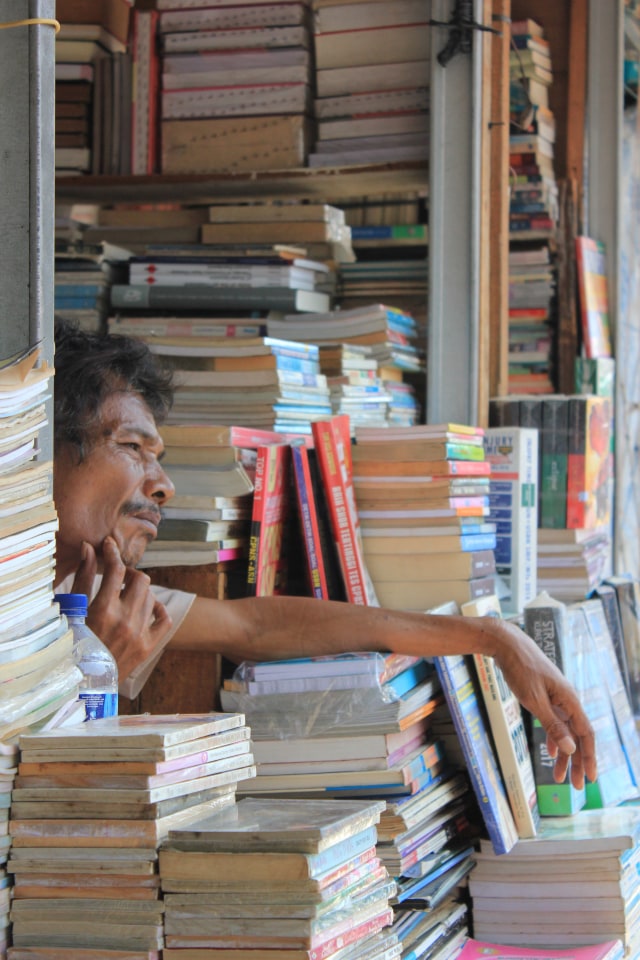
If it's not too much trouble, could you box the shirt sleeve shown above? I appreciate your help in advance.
[118,585,197,701]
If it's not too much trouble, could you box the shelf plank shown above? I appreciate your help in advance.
[55,161,428,204]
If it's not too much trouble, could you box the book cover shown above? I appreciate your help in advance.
[594,583,632,705]
[463,595,540,839]
[457,939,623,960]
[523,593,586,816]
[575,236,613,359]
[311,417,377,606]
[433,653,519,855]
[578,597,640,790]
[246,443,291,597]
[566,395,612,529]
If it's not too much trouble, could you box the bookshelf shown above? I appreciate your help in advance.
[55,163,429,204]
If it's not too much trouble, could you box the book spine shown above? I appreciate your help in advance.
[246,444,290,598]
[523,599,567,673]
[540,397,569,528]
[311,419,371,606]
[307,825,378,877]
[566,396,587,528]
[291,443,330,600]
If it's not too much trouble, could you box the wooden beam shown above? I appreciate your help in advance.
[566,0,588,189]
[487,0,511,413]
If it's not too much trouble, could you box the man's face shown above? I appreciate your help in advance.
[53,390,175,579]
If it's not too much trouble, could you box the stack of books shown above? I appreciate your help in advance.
[55,243,128,335]
[220,652,477,960]
[8,713,256,953]
[310,0,430,167]
[351,424,497,610]
[0,348,84,746]
[489,393,613,600]
[508,18,559,395]
[0,740,16,955]
[536,527,611,601]
[267,303,424,375]
[318,344,392,431]
[110,250,333,318]
[468,807,640,955]
[147,335,332,435]
[159,796,399,958]
[508,245,556,395]
[202,202,353,267]
[54,1,133,176]
[157,2,313,174]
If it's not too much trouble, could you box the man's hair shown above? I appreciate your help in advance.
[54,317,175,461]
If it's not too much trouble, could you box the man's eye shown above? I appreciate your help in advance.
[125,442,141,452]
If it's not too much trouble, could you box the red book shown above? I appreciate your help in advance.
[246,444,291,597]
[311,416,377,606]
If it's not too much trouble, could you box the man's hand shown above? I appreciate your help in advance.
[70,537,173,682]
[489,618,597,790]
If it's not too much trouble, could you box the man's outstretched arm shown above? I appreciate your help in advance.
[172,593,597,791]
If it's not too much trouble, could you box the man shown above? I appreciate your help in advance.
[52,318,596,790]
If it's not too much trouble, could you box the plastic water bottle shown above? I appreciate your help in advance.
[54,593,118,720]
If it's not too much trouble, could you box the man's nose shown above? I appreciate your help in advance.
[144,461,175,504]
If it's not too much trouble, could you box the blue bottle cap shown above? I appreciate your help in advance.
[54,593,88,617]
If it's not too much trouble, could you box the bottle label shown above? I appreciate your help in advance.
[79,691,118,721]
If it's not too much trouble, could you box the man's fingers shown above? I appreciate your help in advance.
[70,541,97,598]
[151,600,172,636]
[96,536,127,595]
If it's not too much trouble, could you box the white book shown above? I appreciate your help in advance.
[484,426,539,615]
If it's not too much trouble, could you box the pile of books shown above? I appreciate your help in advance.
[157,2,313,174]
[220,652,476,959]
[469,807,640,955]
[55,242,128,334]
[351,423,497,610]
[0,348,84,745]
[8,713,255,953]
[310,0,430,167]
[508,17,559,395]
[318,344,393,431]
[489,393,613,601]
[508,245,556,395]
[268,303,424,375]
[110,247,334,318]
[54,0,133,175]
[159,795,399,958]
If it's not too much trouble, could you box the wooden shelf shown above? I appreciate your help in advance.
[55,161,429,205]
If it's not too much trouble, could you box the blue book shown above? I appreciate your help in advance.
[54,295,102,310]
[434,654,519,855]
[382,660,431,699]
[305,825,378,877]
[272,355,319,375]
[54,283,106,297]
